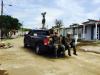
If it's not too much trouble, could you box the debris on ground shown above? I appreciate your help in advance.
[0,42,13,49]
[0,70,8,75]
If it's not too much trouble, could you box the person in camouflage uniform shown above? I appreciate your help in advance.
[65,33,77,56]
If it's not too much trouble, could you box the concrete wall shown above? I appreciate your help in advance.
[78,28,83,39]
[85,26,92,40]
[64,28,73,37]
[59,28,73,37]
[82,25,100,40]
[59,29,64,36]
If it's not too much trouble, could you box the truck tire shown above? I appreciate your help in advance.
[24,43,28,48]
[36,45,41,54]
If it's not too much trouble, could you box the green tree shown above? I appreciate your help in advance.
[0,15,22,38]
[51,19,63,33]
[55,19,63,28]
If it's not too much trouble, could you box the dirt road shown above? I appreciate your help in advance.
[0,37,100,75]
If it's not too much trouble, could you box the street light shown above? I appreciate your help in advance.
[1,0,12,15]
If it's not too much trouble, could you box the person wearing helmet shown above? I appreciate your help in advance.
[65,32,77,56]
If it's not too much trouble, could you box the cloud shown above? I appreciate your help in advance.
[23,7,64,28]
[92,0,100,4]
[39,7,64,24]
[1,0,100,29]
[86,7,100,19]
[55,0,86,25]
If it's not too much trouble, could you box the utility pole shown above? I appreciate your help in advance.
[0,0,3,41]
[1,0,12,15]
[1,0,3,15]
[0,0,12,41]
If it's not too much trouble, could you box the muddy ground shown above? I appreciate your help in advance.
[0,37,100,75]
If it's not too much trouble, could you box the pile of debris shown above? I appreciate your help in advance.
[0,70,8,75]
[0,42,13,49]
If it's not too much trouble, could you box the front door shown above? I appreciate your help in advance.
[98,26,100,40]
[91,26,94,40]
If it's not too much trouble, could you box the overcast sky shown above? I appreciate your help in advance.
[0,0,100,29]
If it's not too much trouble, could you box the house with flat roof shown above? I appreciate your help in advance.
[70,24,83,40]
[82,19,100,40]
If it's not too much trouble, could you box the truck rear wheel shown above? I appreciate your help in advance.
[24,43,28,48]
[36,45,41,54]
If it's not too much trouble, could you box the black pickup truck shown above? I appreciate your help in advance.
[24,29,55,54]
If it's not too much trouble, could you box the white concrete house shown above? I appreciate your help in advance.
[70,24,83,40]
[52,19,100,41]
[82,19,100,40]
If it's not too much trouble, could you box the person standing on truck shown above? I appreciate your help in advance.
[65,33,77,56]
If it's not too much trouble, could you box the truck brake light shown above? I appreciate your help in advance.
[43,38,49,45]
